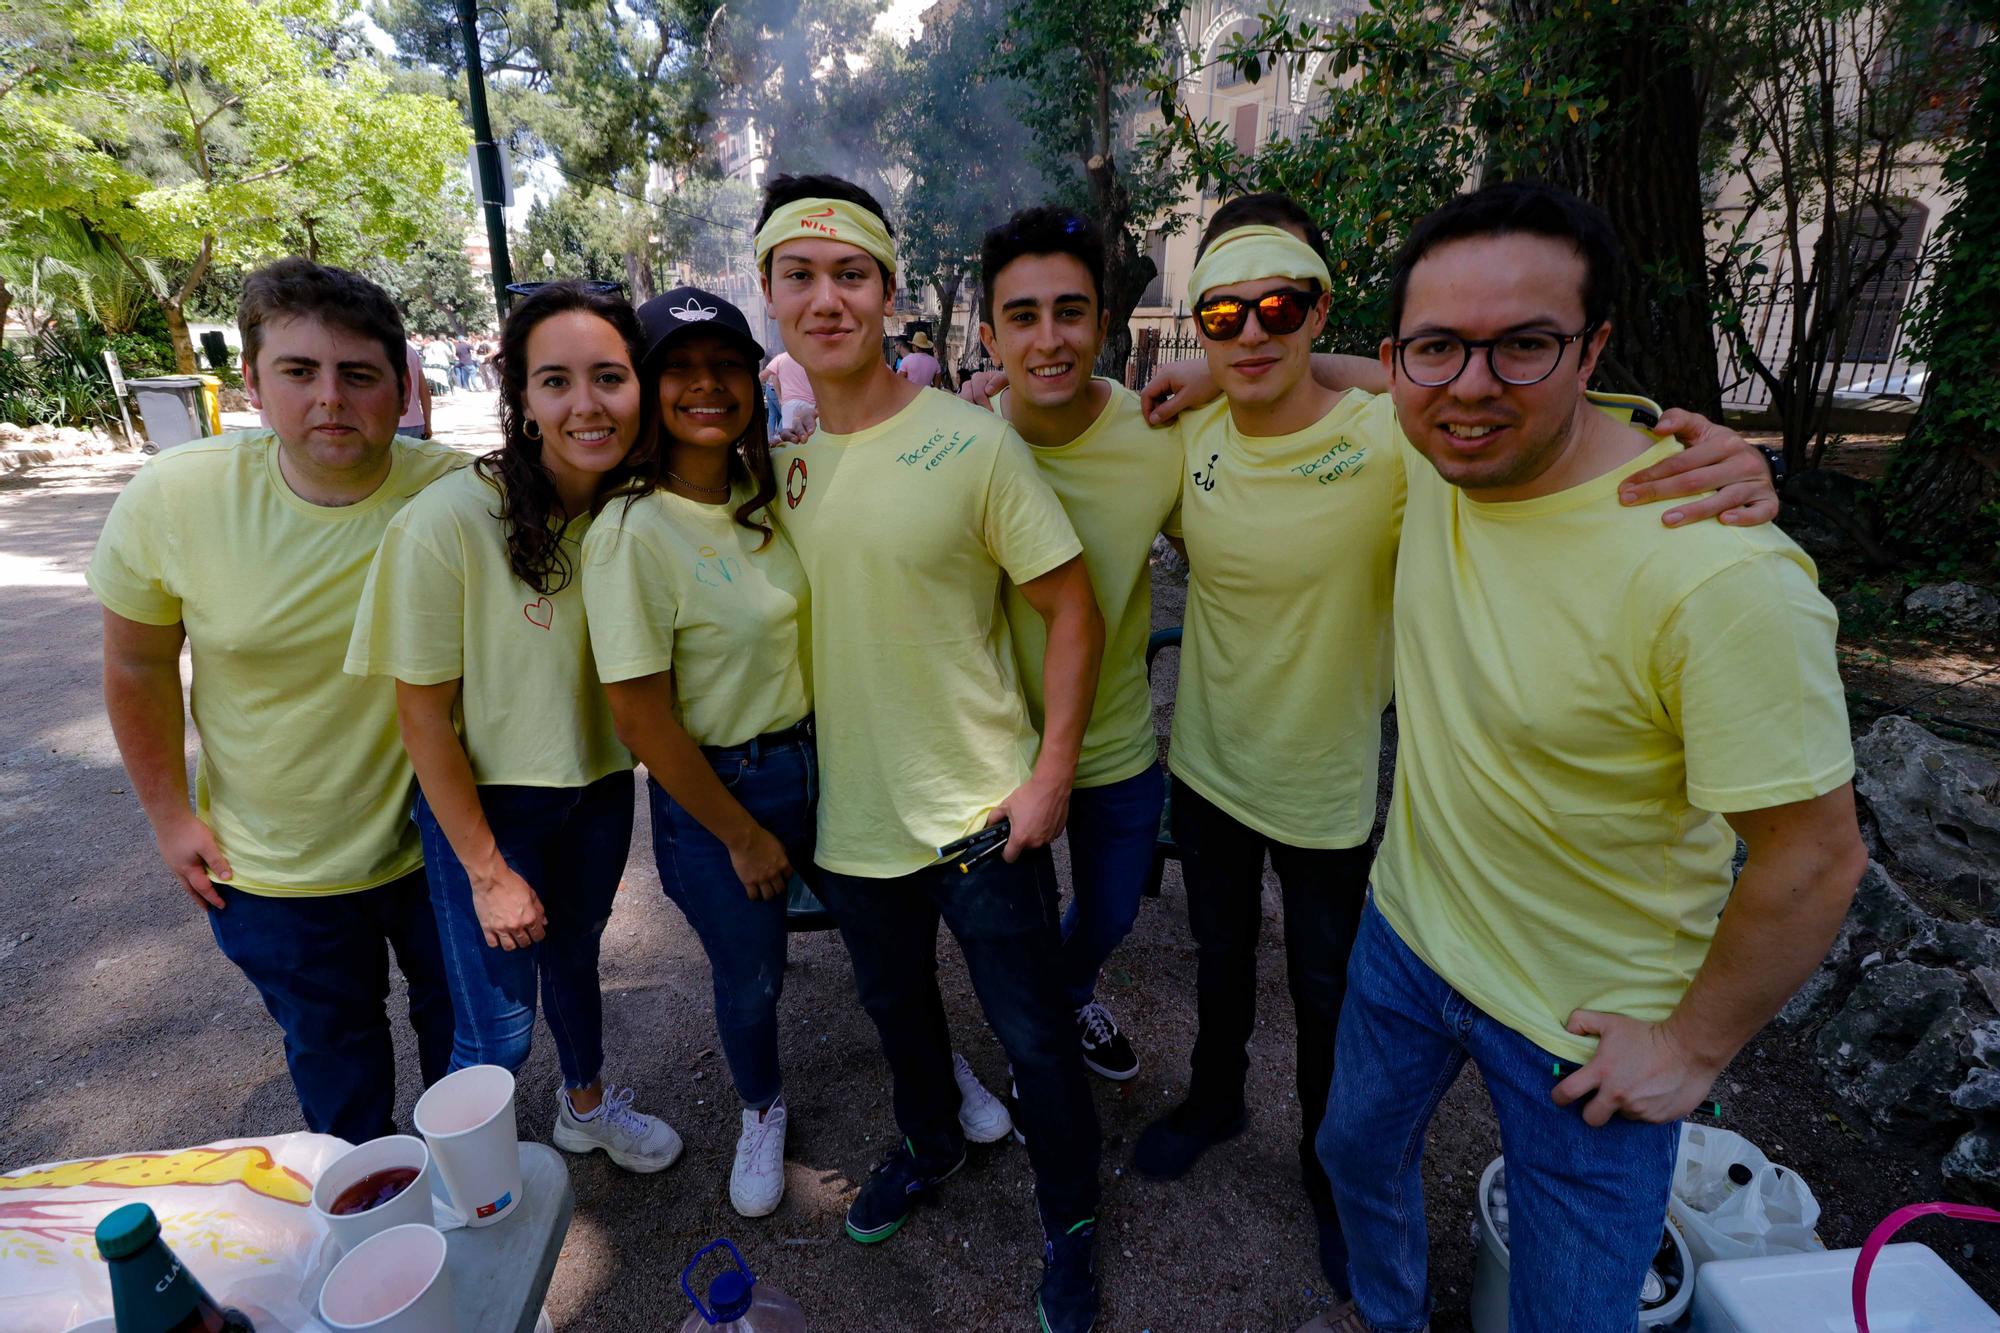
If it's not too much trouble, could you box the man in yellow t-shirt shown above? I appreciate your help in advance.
[1315,183,1865,1333]
[89,260,466,1143]
[754,172,1105,1333]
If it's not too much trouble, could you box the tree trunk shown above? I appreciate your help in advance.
[164,301,198,373]
[1090,155,1155,383]
[933,273,960,390]
[0,275,11,341]
[1506,0,1722,417]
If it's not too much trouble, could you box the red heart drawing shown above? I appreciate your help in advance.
[523,596,553,629]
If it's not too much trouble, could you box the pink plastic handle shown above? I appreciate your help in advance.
[1852,1200,2000,1333]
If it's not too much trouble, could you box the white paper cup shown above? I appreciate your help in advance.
[413,1064,522,1227]
[318,1222,457,1332]
[312,1135,438,1254]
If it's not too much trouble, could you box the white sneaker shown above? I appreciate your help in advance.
[953,1052,1014,1144]
[730,1095,788,1217]
[551,1085,683,1173]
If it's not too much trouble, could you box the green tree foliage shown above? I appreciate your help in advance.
[1147,0,1603,355]
[996,0,1187,378]
[890,0,1046,376]
[518,188,644,289]
[366,235,497,336]
[706,0,889,177]
[3,0,469,371]
[1880,6,1999,570]
[655,171,760,286]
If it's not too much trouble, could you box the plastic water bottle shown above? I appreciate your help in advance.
[677,1238,806,1332]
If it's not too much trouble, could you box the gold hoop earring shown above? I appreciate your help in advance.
[524,419,541,440]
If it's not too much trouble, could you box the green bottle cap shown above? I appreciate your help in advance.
[95,1203,161,1259]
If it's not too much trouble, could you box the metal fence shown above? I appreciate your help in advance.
[1716,257,1932,414]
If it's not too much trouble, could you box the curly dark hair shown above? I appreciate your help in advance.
[481,282,657,594]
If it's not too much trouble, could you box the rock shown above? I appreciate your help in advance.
[1943,1128,2000,1207]
[0,422,25,443]
[1149,533,1187,580]
[1853,716,2000,906]
[1954,1068,2000,1114]
[1774,861,1926,1030]
[1975,966,2000,1015]
[1973,1019,2000,1070]
[1776,467,1873,564]
[1905,581,2000,637]
[1816,960,1975,1139]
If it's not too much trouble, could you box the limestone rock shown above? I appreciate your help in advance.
[1905,581,2000,637]
[1943,1128,2000,1207]
[1815,960,1974,1138]
[1773,860,1925,1030]
[1955,1068,2000,1115]
[1853,716,2000,905]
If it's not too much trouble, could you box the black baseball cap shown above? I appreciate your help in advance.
[637,286,765,369]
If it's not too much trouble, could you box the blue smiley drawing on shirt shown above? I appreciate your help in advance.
[694,545,742,588]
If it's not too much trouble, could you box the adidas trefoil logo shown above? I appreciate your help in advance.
[670,297,718,322]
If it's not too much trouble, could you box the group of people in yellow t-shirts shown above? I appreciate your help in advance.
[90,172,1865,1333]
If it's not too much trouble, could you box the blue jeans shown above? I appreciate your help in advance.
[650,726,817,1109]
[1320,899,1680,1333]
[817,848,1101,1230]
[1060,764,1166,1010]
[415,771,635,1089]
[208,870,455,1142]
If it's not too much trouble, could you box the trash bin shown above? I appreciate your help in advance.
[126,376,211,450]
[195,374,222,435]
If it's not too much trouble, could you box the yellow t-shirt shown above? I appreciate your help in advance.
[86,430,468,896]
[999,381,1184,789]
[344,465,630,787]
[580,484,812,747]
[1374,434,1854,1063]
[773,388,1083,876]
[1163,392,1407,847]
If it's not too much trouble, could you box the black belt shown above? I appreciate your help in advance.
[701,716,814,762]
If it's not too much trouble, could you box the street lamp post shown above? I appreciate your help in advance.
[455,0,515,318]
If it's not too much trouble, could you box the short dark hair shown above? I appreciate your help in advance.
[239,258,408,397]
[1196,193,1329,267]
[757,172,894,290]
[1388,180,1620,336]
[979,206,1107,322]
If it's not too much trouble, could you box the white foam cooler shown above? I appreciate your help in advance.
[1690,1242,2000,1332]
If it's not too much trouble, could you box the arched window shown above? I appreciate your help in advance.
[1213,19,1261,89]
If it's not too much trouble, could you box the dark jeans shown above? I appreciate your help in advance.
[1060,764,1167,1010]
[651,727,817,1109]
[817,848,1101,1229]
[415,770,634,1089]
[208,869,455,1142]
[1173,781,1369,1230]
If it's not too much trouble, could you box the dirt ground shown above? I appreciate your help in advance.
[2,450,1997,1332]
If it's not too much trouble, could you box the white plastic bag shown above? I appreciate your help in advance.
[1668,1122,1824,1269]
[0,1132,349,1331]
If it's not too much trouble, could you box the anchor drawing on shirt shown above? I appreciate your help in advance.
[1192,453,1220,492]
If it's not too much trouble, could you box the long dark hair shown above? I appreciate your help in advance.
[480,283,656,594]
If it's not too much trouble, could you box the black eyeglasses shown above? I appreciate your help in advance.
[505,280,625,297]
[1392,326,1597,387]
[1193,287,1318,340]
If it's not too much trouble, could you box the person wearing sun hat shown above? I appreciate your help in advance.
[898,328,942,387]
[753,171,1106,1333]
[577,285,820,1218]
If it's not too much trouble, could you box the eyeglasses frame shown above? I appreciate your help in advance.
[1390,323,1601,388]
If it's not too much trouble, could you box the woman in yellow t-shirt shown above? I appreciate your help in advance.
[580,288,815,1218]
[346,282,681,1173]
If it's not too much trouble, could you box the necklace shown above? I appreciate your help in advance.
[667,470,729,498]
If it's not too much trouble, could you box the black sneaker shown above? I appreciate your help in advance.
[1132,1098,1246,1181]
[844,1138,965,1244]
[1075,1001,1138,1081]
[1036,1216,1098,1333]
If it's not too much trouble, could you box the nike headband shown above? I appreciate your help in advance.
[1187,224,1332,306]
[754,198,897,279]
